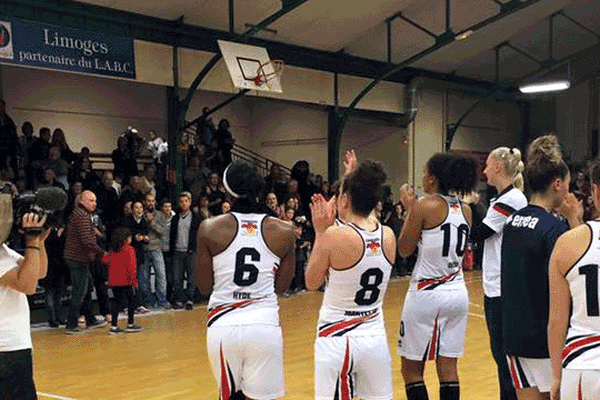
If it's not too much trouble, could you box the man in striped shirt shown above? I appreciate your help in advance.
[64,190,107,334]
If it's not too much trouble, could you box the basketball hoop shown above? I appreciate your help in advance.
[254,60,284,88]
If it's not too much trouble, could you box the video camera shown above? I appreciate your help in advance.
[0,184,68,236]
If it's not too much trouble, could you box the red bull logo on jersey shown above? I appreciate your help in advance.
[450,203,461,213]
[366,239,381,256]
[241,221,258,236]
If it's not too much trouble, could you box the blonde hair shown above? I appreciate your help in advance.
[490,147,524,189]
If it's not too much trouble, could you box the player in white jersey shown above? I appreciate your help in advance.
[306,159,396,400]
[397,153,477,400]
[471,147,527,400]
[197,160,295,400]
[549,160,600,400]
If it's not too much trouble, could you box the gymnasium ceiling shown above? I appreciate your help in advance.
[75,0,599,87]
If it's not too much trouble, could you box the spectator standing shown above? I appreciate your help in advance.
[29,127,51,186]
[214,118,234,175]
[124,201,150,312]
[95,172,120,229]
[19,122,37,190]
[102,227,143,334]
[169,191,202,310]
[50,128,77,165]
[204,172,226,216]
[0,100,20,180]
[40,225,68,328]
[144,194,168,308]
[196,107,216,147]
[157,199,174,304]
[0,209,48,400]
[63,190,107,334]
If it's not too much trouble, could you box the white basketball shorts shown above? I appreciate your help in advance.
[506,355,551,393]
[315,334,393,400]
[398,287,468,361]
[561,369,600,399]
[207,324,284,400]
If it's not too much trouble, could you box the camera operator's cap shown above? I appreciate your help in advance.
[0,193,13,244]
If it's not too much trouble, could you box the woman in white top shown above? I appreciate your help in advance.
[398,152,477,400]
[472,147,527,400]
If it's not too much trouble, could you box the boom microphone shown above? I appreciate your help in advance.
[34,187,68,212]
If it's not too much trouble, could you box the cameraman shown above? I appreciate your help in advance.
[0,210,48,400]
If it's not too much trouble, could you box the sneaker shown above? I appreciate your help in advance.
[185,301,193,311]
[87,319,108,330]
[48,320,60,328]
[108,326,125,335]
[172,302,184,310]
[65,327,84,335]
[135,306,150,314]
[126,324,143,332]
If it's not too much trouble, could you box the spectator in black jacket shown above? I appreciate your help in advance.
[169,191,202,310]
[0,100,20,180]
[123,201,150,312]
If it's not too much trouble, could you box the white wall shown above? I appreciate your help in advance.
[1,64,167,154]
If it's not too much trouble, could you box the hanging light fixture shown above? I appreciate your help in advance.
[518,62,571,94]
[518,80,570,93]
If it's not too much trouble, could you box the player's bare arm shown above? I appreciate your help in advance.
[263,217,296,295]
[548,225,590,400]
[196,214,238,295]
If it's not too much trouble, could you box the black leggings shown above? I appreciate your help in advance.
[111,286,136,326]
[0,349,37,400]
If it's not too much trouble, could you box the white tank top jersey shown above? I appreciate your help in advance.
[482,186,527,298]
[317,223,392,337]
[409,195,469,291]
[562,221,600,370]
[207,212,281,328]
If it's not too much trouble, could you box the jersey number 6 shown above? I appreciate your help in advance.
[234,247,260,286]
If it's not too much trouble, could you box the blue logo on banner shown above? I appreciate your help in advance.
[0,18,135,79]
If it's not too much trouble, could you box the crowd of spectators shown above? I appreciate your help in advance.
[0,100,416,328]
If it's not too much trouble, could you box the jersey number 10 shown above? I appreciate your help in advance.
[440,223,469,257]
[580,264,600,317]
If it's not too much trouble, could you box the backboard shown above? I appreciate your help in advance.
[218,40,283,93]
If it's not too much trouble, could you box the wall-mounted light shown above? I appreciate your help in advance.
[518,80,570,94]
[455,30,473,41]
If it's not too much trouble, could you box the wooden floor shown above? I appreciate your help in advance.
[32,270,500,400]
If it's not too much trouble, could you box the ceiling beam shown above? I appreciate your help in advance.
[1,0,497,90]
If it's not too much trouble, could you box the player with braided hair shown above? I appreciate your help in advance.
[197,160,295,400]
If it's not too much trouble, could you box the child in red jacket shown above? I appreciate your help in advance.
[102,227,143,334]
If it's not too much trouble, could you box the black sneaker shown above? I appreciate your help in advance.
[185,301,193,311]
[48,320,59,328]
[65,327,84,335]
[108,326,125,335]
[87,319,108,330]
[172,302,183,310]
[126,324,143,332]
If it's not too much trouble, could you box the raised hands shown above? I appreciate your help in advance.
[557,192,583,227]
[309,193,336,235]
[400,183,417,210]
[343,150,357,176]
